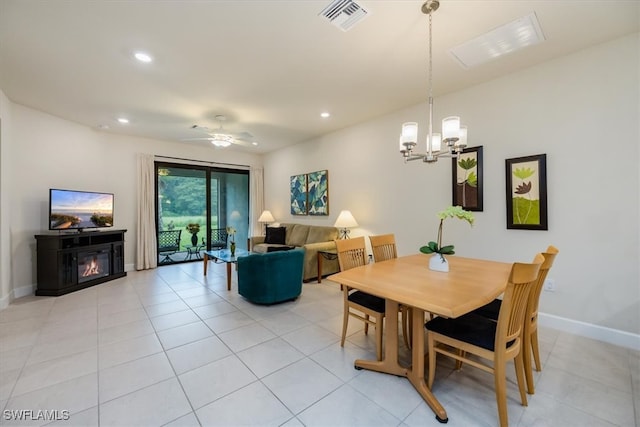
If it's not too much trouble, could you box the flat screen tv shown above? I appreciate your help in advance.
[49,189,114,231]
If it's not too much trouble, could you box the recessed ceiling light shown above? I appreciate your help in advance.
[320,112,331,118]
[134,51,153,63]
[252,142,259,146]
[117,117,129,124]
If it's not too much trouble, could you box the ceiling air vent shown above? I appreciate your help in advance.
[319,0,368,32]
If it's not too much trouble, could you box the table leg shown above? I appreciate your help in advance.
[408,308,448,423]
[203,253,209,276]
[317,253,323,283]
[354,300,405,376]
[354,301,448,424]
[226,262,232,291]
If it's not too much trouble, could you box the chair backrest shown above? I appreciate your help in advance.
[210,228,229,248]
[158,230,181,250]
[495,253,544,349]
[528,245,559,319]
[335,236,367,271]
[369,234,397,262]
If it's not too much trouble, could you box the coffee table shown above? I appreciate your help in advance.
[203,249,249,291]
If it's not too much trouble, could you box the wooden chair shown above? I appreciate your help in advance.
[158,230,181,264]
[471,245,559,394]
[368,234,411,349]
[425,254,544,427]
[335,236,385,361]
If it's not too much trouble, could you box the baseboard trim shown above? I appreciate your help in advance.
[13,284,35,299]
[538,312,640,351]
[0,291,10,310]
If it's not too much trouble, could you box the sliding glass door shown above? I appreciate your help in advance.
[155,162,249,265]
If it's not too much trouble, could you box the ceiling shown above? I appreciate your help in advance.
[1,1,638,154]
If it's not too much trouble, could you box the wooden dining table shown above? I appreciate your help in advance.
[327,254,512,423]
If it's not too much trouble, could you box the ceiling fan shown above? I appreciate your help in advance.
[183,115,257,148]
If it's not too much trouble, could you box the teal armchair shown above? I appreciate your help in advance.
[237,248,305,304]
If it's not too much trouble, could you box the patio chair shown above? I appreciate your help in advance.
[158,230,181,264]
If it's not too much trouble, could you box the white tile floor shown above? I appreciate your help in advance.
[1,261,638,427]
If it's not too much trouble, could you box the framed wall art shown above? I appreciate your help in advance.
[505,154,548,230]
[290,173,307,215]
[307,170,329,216]
[452,146,483,211]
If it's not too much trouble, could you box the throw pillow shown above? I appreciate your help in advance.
[267,245,294,253]
[265,226,286,245]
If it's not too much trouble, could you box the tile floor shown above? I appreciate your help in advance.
[1,261,638,426]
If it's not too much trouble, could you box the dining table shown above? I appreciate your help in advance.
[327,253,512,423]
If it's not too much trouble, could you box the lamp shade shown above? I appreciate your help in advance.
[442,116,460,141]
[334,210,358,228]
[427,133,442,153]
[401,122,418,145]
[258,210,275,223]
[455,126,467,148]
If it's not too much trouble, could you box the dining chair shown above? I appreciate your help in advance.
[368,234,411,349]
[335,236,385,361]
[425,253,544,427]
[471,245,559,394]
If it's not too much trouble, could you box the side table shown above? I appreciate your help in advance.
[317,250,338,283]
[184,244,205,260]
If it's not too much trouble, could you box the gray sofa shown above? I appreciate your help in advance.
[249,223,339,282]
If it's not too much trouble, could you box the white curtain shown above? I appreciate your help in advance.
[136,153,157,270]
[250,167,264,238]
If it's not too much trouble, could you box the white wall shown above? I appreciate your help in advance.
[263,34,640,335]
[0,90,13,308]
[3,103,263,300]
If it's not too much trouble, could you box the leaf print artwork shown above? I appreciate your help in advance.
[505,154,547,230]
[511,163,539,225]
[454,148,482,210]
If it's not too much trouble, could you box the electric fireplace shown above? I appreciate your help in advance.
[35,229,127,296]
[77,250,110,284]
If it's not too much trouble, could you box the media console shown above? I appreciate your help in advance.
[34,229,127,296]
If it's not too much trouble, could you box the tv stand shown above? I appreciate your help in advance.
[35,229,127,296]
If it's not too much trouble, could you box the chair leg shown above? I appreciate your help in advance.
[427,332,436,388]
[514,351,528,406]
[364,314,370,335]
[340,309,349,348]
[523,330,535,394]
[401,306,411,349]
[375,316,383,361]
[531,330,542,372]
[494,362,509,427]
[455,350,465,370]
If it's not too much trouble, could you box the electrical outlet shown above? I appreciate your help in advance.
[544,279,556,292]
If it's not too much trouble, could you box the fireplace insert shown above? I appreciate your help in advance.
[77,250,110,284]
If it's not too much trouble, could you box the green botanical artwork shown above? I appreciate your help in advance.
[456,155,478,208]
[307,170,329,215]
[290,174,307,215]
[511,162,540,225]
[453,146,482,211]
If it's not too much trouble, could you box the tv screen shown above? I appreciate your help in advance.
[49,189,114,231]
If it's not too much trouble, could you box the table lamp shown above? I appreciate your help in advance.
[334,210,358,239]
[258,210,275,234]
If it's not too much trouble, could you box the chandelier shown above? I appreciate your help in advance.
[399,0,467,163]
